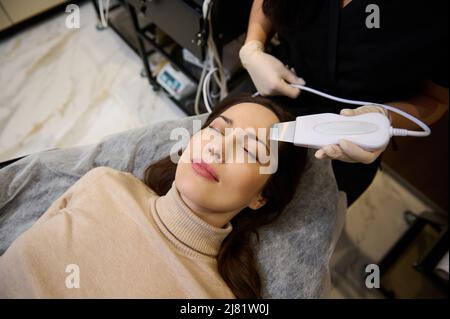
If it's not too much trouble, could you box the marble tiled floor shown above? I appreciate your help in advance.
[0,2,443,299]
[328,165,435,298]
[0,2,184,163]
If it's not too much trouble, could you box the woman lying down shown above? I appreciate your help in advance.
[0,95,307,298]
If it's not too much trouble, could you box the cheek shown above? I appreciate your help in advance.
[219,163,269,206]
[230,164,268,189]
[177,132,202,164]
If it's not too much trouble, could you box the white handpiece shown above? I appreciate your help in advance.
[270,112,392,151]
[255,84,431,139]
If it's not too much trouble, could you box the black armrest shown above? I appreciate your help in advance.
[0,155,27,170]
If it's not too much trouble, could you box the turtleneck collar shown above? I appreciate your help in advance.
[153,181,233,258]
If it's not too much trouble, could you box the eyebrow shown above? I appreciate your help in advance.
[217,115,269,152]
[218,115,233,125]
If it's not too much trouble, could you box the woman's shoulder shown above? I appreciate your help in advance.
[78,166,128,184]
[85,166,130,178]
[83,166,158,196]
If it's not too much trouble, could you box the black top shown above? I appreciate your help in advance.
[271,0,449,116]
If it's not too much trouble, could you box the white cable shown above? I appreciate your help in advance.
[205,0,228,99]
[211,90,221,99]
[194,65,208,115]
[194,49,215,114]
[253,84,431,137]
[194,0,213,115]
[203,68,218,113]
[206,67,213,107]
[98,0,110,27]
[206,53,215,108]
[202,0,212,18]
[194,0,226,114]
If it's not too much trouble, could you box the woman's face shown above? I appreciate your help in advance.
[175,103,279,217]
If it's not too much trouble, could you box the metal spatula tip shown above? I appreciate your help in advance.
[269,121,296,143]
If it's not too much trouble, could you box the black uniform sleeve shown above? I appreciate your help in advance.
[430,3,449,89]
[431,39,449,88]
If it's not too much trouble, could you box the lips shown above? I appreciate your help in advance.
[191,159,219,182]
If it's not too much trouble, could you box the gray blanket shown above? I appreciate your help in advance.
[0,113,346,298]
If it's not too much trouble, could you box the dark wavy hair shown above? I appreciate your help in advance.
[143,94,307,298]
[262,0,324,34]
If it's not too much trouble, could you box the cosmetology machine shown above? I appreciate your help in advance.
[95,0,253,115]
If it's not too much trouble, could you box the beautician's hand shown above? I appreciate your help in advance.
[239,40,305,98]
[314,105,391,164]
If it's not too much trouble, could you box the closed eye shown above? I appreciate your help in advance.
[207,125,259,162]
[244,147,257,160]
[207,125,223,135]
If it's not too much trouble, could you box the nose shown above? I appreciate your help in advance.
[206,132,237,163]
[206,143,222,163]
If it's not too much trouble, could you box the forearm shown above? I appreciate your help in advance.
[245,0,273,45]
[387,81,449,130]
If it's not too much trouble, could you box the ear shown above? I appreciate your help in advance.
[248,193,267,210]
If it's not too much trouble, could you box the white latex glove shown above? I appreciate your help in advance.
[314,105,392,164]
[239,40,305,98]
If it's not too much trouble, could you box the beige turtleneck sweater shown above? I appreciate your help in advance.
[0,166,235,298]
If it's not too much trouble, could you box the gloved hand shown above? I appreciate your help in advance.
[314,105,392,164]
[239,40,305,98]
